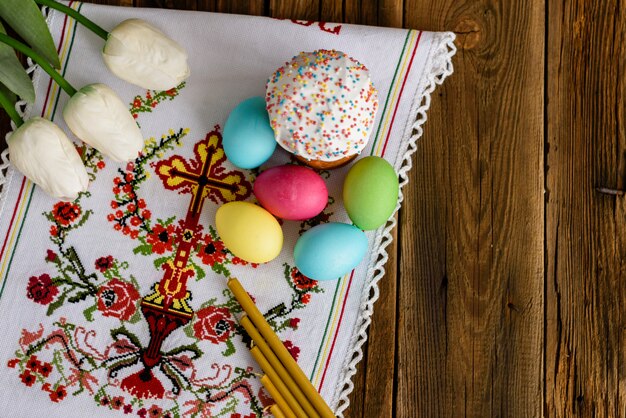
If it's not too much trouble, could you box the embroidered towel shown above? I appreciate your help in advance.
[0,2,455,417]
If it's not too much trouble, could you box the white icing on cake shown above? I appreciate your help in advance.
[265,50,379,162]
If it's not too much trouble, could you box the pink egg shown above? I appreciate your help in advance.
[254,165,328,220]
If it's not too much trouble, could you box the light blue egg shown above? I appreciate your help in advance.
[294,222,368,281]
[223,96,276,169]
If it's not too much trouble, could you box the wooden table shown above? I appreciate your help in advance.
[1,1,622,417]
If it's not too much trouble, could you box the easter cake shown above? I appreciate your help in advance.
[265,49,379,169]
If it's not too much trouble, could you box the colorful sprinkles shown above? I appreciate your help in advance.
[265,49,379,162]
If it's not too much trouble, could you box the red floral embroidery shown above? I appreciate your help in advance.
[26,355,41,370]
[301,293,311,304]
[52,202,81,226]
[26,274,58,305]
[38,362,53,377]
[231,256,259,269]
[276,18,342,35]
[45,250,57,262]
[147,404,163,417]
[96,279,140,321]
[290,268,317,290]
[146,223,176,254]
[290,318,300,328]
[95,255,114,272]
[121,369,165,400]
[19,369,36,387]
[111,395,125,410]
[193,306,235,344]
[49,385,67,402]
[283,340,300,361]
[197,234,227,266]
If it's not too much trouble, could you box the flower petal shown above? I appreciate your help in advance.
[63,83,144,162]
[7,117,89,201]
[103,19,190,90]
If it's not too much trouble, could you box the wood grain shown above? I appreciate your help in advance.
[268,0,319,20]
[545,1,626,417]
[401,1,544,417]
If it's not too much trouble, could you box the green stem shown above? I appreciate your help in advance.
[0,33,77,97]
[35,0,109,41]
[0,89,23,128]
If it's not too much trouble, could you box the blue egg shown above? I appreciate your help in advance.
[294,223,368,281]
[223,96,276,169]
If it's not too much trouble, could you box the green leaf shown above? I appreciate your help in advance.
[133,244,153,256]
[0,22,34,103]
[0,81,21,126]
[268,303,286,317]
[211,262,230,278]
[221,338,236,357]
[67,290,90,303]
[0,81,16,104]
[46,291,67,316]
[153,256,170,269]
[161,362,185,392]
[111,325,142,349]
[190,260,205,281]
[127,309,141,324]
[0,0,60,68]
[165,343,203,359]
[183,324,195,339]
[83,303,97,321]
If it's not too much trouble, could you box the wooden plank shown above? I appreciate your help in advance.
[133,0,200,10]
[401,1,544,417]
[320,0,341,23]
[377,0,402,28]
[343,0,401,29]
[268,0,320,20]
[215,0,266,15]
[347,344,367,418]
[546,0,626,416]
[344,0,377,26]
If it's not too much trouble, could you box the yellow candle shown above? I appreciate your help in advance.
[241,316,319,418]
[270,404,288,418]
[251,347,307,418]
[228,278,335,418]
[260,374,296,418]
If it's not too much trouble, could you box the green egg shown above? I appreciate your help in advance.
[343,156,399,230]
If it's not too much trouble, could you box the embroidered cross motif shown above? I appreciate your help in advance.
[155,130,251,212]
[133,129,252,374]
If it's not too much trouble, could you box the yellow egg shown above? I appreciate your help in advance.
[215,201,283,263]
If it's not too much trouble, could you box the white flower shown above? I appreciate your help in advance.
[7,117,88,201]
[63,83,143,162]
[102,19,190,90]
